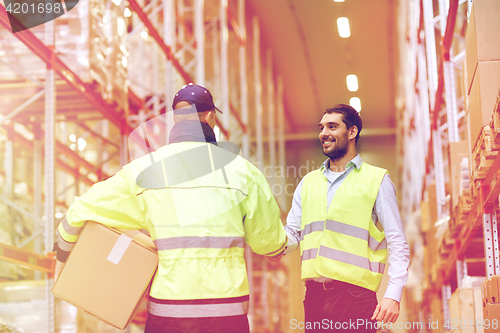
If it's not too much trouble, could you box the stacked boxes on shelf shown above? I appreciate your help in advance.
[88,0,129,113]
[481,277,500,333]
[449,287,483,333]
[465,0,500,197]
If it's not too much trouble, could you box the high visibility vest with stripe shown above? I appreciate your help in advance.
[57,142,287,319]
[300,163,388,292]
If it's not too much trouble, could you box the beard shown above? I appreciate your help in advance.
[322,132,349,160]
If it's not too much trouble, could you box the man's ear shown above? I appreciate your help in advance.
[349,126,358,140]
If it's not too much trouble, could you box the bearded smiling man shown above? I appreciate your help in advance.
[276,104,410,332]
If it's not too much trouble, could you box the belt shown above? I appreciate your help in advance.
[306,279,344,291]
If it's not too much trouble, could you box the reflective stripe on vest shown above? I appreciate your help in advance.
[301,248,318,261]
[61,217,82,236]
[300,221,325,241]
[56,231,75,251]
[148,298,249,318]
[154,236,245,251]
[325,220,386,251]
[300,219,386,251]
[302,246,385,274]
[318,245,385,274]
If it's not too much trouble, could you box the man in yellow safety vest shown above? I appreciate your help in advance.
[281,104,410,332]
[53,84,287,333]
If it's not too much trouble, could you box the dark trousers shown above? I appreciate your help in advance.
[303,280,378,332]
[144,313,250,333]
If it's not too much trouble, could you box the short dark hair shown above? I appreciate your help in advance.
[324,104,362,144]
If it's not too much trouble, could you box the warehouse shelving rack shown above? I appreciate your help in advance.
[398,0,499,328]
[0,1,289,332]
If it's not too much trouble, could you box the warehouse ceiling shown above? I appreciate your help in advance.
[247,0,398,140]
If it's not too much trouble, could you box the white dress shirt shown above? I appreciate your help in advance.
[284,155,410,302]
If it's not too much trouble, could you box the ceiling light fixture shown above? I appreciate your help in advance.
[350,97,361,112]
[346,74,358,91]
[77,138,87,151]
[333,0,345,2]
[124,8,132,18]
[337,17,350,38]
[141,31,149,39]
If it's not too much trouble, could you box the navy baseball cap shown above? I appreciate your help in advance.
[172,83,223,113]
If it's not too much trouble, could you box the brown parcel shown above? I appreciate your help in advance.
[52,222,158,330]
[465,0,500,93]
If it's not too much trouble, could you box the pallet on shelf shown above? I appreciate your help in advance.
[481,278,500,332]
[450,190,473,235]
[438,227,456,258]
[472,126,499,174]
[470,126,500,199]
[491,94,500,140]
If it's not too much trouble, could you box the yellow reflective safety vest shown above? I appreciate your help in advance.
[57,141,287,318]
[300,162,387,292]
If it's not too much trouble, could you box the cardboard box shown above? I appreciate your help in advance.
[465,0,500,92]
[450,288,481,333]
[467,61,500,149]
[483,279,492,305]
[52,222,158,330]
[449,141,470,208]
[490,276,500,303]
[475,287,485,333]
[484,303,500,332]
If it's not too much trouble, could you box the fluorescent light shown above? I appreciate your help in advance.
[334,0,345,2]
[350,97,361,112]
[69,134,77,142]
[337,17,350,38]
[346,74,358,92]
[111,0,121,6]
[141,31,149,39]
[124,8,132,17]
[77,138,87,151]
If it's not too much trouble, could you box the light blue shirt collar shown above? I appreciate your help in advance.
[320,154,363,172]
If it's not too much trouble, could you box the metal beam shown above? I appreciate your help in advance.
[277,76,286,210]
[220,0,230,133]
[253,17,263,169]
[45,22,56,333]
[267,50,276,189]
[238,0,249,159]
[0,242,55,274]
[195,0,205,86]
[228,4,245,45]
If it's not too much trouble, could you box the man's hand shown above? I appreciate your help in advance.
[371,298,400,323]
[53,260,65,284]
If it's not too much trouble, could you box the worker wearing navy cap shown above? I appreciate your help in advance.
[54,83,287,333]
